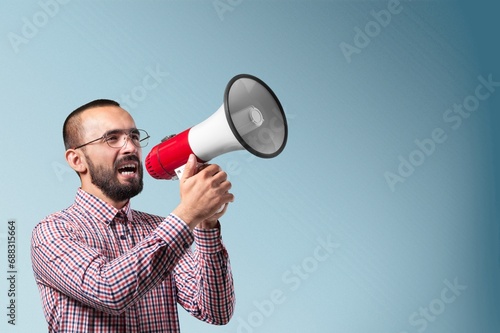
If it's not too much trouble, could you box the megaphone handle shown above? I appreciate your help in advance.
[174,162,205,180]
[175,163,226,214]
[174,164,186,180]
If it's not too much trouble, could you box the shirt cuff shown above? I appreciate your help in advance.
[193,225,224,254]
[155,214,194,255]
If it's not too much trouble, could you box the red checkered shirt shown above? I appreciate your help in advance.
[31,188,235,332]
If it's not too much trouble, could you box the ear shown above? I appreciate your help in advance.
[65,149,88,175]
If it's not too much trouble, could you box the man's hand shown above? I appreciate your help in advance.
[172,154,234,230]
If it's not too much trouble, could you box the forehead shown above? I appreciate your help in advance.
[81,106,136,138]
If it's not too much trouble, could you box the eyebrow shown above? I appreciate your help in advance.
[104,128,139,136]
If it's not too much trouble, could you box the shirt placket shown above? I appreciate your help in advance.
[111,211,135,254]
[110,211,140,333]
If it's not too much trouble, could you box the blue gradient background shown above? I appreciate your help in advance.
[1,0,499,332]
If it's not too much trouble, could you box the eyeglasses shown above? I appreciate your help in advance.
[73,129,150,150]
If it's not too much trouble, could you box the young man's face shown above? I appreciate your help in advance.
[78,106,144,203]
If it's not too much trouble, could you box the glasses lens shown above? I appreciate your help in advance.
[104,129,149,148]
[104,130,125,148]
[137,129,149,148]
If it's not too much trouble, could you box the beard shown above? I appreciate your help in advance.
[85,154,144,202]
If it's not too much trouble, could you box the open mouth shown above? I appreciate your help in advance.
[117,163,138,175]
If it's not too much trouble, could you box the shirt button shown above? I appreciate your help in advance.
[183,243,189,249]
[120,235,126,240]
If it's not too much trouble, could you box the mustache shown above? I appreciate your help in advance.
[114,155,142,168]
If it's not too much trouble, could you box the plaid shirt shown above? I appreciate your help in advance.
[31,188,235,332]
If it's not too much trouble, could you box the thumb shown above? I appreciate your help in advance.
[181,154,197,181]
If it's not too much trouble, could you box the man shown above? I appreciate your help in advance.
[31,99,235,332]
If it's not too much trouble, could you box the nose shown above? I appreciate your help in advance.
[120,134,139,154]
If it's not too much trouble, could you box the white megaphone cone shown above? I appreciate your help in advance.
[145,74,288,180]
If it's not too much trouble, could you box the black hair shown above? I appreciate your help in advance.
[63,99,120,150]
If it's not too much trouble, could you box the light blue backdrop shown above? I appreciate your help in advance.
[1,0,499,332]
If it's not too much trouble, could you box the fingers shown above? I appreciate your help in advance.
[181,154,198,181]
[197,163,221,177]
[199,164,234,211]
[177,161,234,228]
[197,164,228,186]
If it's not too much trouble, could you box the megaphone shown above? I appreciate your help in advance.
[145,74,288,180]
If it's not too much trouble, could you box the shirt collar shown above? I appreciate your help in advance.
[75,188,133,225]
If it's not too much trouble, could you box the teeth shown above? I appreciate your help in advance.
[118,163,137,174]
[122,164,135,169]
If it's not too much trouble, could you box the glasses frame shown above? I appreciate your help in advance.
[73,128,150,150]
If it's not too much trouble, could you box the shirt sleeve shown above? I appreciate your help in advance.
[31,213,193,316]
[173,225,235,325]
